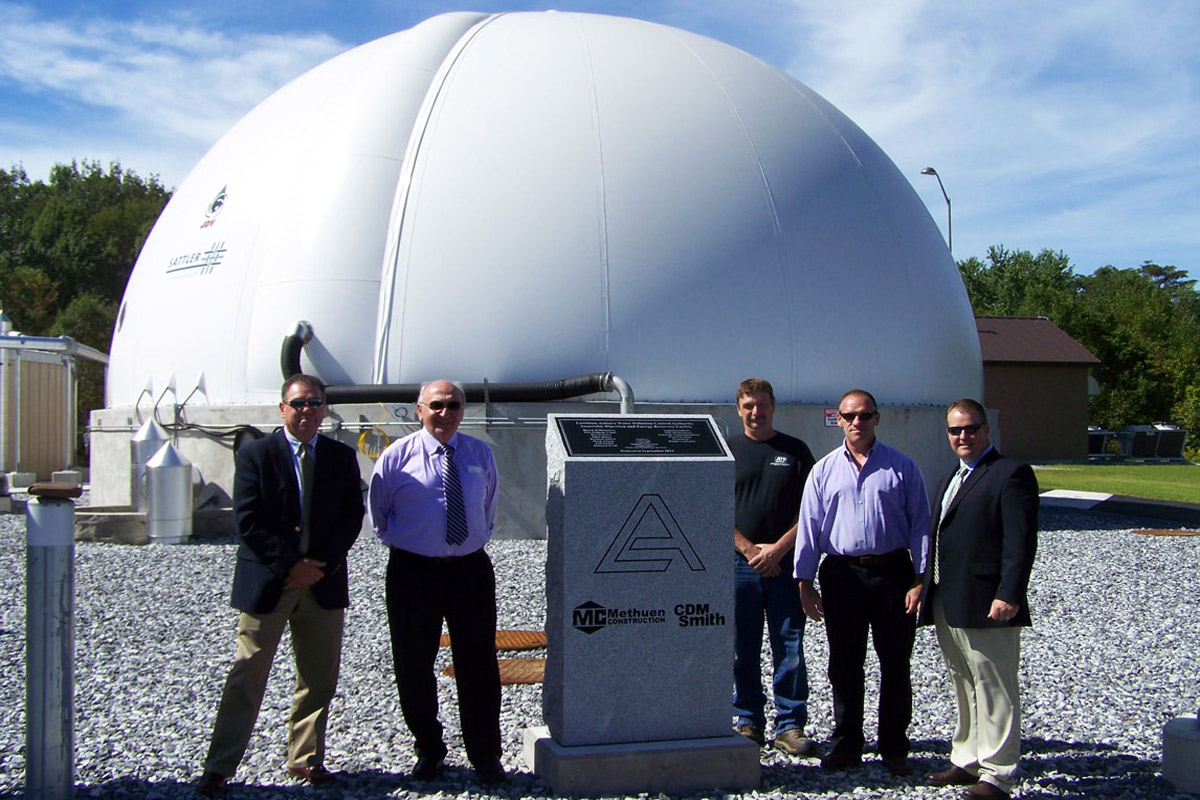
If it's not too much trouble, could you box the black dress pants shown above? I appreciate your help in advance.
[818,550,916,759]
[385,547,502,766]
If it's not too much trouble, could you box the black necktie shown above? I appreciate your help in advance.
[299,441,314,554]
[441,444,469,545]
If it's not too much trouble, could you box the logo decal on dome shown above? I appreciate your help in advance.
[165,241,227,277]
[200,186,226,229]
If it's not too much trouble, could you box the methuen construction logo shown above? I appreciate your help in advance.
[571,600,726,634]
[571,601,665,634]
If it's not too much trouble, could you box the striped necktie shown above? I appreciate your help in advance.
[934,465,970,583]
[940,465,970,522]
[441,444,469,545]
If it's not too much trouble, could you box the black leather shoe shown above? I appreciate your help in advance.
[882,755,914,776]
[194,771,227,795]
[473,757,508,786]
[819,751,862,770]
[411,755,445,781]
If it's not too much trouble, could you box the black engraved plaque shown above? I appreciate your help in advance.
[556,417,727,458]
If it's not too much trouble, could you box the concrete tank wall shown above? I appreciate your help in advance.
[89,399,971,540]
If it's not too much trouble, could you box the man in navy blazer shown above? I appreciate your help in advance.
[919,399,1038,800]
[196,374,364,794]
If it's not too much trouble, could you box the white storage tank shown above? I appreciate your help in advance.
[106,10,980,409]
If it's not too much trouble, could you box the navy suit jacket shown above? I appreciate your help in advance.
[231,429,364,613]
[918,448,1039,629]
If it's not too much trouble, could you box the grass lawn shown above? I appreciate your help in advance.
[1033,462,1200,504]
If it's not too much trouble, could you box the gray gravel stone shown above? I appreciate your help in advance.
[1,505,1197,798]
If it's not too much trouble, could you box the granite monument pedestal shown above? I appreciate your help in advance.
[530,414,759,794]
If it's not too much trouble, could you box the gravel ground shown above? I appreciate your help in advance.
[1,503,1198,799]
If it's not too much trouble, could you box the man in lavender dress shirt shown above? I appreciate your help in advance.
[795,389,930,777]
[368,380,506,786]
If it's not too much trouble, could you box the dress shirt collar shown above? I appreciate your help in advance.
[418,427,459,452]
[960,444,995,471]
[840,439,876,464]
[284,428,319,452]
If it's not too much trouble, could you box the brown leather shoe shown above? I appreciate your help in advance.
[882,755,914,776]
[928,764,977,786]
[194,771,227,795]
[735,723,765,747]
[962,781,1010,799]
[288,764,336,785]
[772,729,818,757]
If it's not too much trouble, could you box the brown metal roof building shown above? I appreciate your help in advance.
[976,316,1100,461]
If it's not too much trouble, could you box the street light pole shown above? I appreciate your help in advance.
[921,167,952,256]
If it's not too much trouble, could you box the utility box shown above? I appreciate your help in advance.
[1,348,72,481]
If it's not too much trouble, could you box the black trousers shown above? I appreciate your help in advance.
[818,550,916,759]
[385,548,501,766]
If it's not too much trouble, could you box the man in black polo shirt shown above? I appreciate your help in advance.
[728,378,817,756]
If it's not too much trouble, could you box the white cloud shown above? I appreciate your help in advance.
[777,0,1200,268]
[0,0,1195,269]
[0,2,348,184]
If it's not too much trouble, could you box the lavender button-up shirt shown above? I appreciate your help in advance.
[794,439,930,581]
[369,427,499,557]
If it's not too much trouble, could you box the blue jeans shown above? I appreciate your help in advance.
[733,554,809,733]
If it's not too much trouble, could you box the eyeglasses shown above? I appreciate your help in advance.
[839,411,877,422]
[947,423,984,436]
[423,400,462,411]
[286,397,325,410]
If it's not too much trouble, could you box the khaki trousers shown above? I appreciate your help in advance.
[933,595,1022,793]
[204,587,344,776]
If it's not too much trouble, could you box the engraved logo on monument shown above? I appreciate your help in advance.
[572,601,607,634]
[595,493,706,574]
[571,600,667,634]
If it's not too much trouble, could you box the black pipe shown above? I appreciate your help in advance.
[325,374,616,405]
[283,324,618,404]
[281,326,310,380]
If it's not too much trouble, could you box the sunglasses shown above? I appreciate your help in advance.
[286,398,325,410]
[839,411,877,422]
[947,423,984,436]
[423,400,462,411]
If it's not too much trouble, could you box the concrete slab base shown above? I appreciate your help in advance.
[1163,716,1200,793]
[50,470,83,485]
[522,726,759,796]
[5,472,34,489]
[74,506,234,545]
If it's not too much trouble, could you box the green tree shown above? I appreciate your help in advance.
[0,160,171,461]
[958,245,1079,318]
[49,293,119,455]
[957,249,1200,440]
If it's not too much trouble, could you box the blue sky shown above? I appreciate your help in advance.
[1,0,1197,274]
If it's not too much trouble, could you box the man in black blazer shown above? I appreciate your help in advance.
[919,399,1038,800]
[196,374,364,794]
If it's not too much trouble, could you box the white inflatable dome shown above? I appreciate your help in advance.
[107,11,980,407]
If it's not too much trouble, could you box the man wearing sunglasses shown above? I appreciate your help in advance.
[369,379,506,786]
[918,399,1038,800]
[794,389,930,778]
[197,374,364,794]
